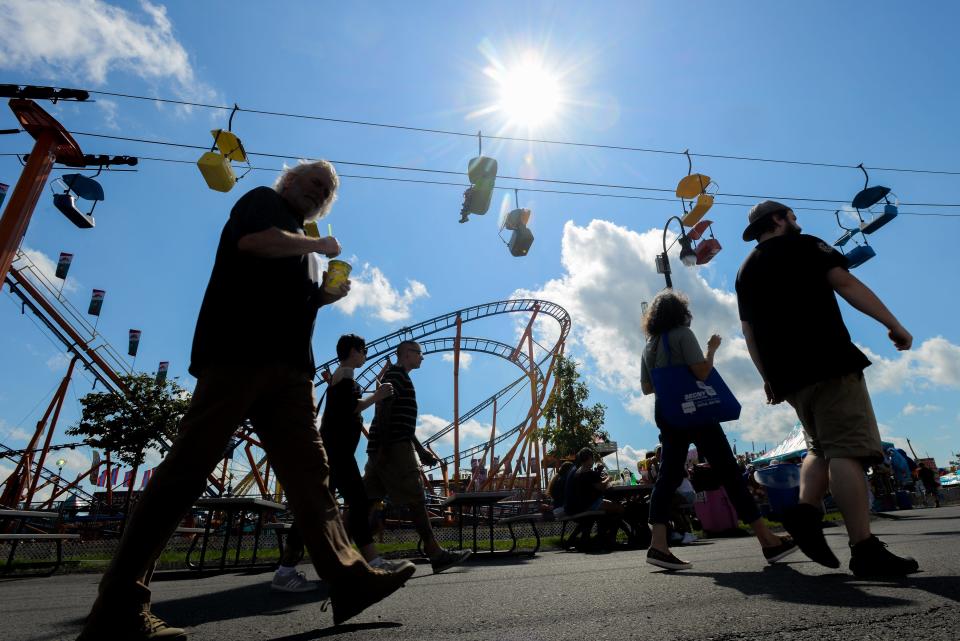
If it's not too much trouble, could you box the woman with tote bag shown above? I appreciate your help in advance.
[640,290,797,571]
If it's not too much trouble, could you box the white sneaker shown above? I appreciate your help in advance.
[271,570,317,592]
[370,557,416,573]
[681,532,698,544]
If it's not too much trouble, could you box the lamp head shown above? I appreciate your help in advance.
[678,235,697,267]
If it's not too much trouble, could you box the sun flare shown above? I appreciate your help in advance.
[491,54,565,129]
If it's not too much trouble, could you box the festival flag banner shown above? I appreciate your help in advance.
[128,329,142,357]
[88,289,106,316]
[55,252,74,280]
[140,468,155,489]
[89,451,101,484]
[97,469,108,487]
[0,182,8,209]
[156,361,169,384]
[122,470,135,488]
[110,466,120,487]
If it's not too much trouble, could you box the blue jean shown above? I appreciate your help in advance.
[649,420,760,526]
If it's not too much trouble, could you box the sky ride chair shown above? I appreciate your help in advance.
[676,150,719,228]
[52,171,104,229]
[196,105,251,193]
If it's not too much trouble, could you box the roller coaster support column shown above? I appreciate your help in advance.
[526,334,543,494]
[0,100,84,286]
[453,314,462,488]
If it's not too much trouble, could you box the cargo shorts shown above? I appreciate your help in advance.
[784,371,883,463]
[363,439,426,506]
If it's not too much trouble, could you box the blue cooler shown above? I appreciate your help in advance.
[754,464,801,516]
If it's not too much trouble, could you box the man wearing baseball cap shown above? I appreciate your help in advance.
[735,200,918,578]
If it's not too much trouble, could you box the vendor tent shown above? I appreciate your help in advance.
[751,425,807,465]
[751,424,894,466]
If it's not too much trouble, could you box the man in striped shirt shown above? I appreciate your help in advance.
[364,340,471,573]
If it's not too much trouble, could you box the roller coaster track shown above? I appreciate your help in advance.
[312,298,570,471]
[314,298,570,379]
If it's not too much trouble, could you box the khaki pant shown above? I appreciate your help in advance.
[95,364,368,609]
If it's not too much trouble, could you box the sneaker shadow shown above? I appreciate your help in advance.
[680,565,912,608]
[264,622,403,640]
[152,580,333,628]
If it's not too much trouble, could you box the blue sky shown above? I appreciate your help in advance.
[1,1,958,493]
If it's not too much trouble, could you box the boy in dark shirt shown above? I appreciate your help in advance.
[271,335,414,592]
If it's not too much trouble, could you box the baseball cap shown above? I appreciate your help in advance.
[742,200,791,241]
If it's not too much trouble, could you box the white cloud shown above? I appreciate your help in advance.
[441,352,473,369]
[901,403,942,416]
[0,0,214,103]
[514,219,797,447]
[46,351,72,372]
[334,261,429,323]
[415,413,496,449]
[95,97,120,130]
[21,246,79,294]
[861,337,960,392]
[602,443,648,473]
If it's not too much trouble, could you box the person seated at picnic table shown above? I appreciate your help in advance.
[640,289,798,571]
[564,448,624,550]
[547,461,575,517]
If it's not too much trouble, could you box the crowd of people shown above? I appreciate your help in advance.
[75,164,926,641]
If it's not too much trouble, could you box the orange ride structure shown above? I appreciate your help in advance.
[0,96,571,509]
[228,299,571,501]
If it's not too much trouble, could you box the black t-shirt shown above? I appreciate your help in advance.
[565,467,603,513]
[735,233,871,397]
[189,186,323,377]
[319,377,363,455]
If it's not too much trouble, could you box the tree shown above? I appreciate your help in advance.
[537,355,608,460]
[68,373,190,516]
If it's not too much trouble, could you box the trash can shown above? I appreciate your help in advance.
[754,464,801,516]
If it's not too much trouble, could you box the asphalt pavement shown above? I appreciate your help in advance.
[2,505,957,641]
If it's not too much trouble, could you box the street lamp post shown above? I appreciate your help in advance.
[54,457,66,502]
[656,216,697,289]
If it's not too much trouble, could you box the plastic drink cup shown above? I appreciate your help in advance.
[304,221,320,238]
[324,259,352,294]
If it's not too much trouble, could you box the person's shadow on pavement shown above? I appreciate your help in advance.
[681,564,913,609]
[151,580,402,634]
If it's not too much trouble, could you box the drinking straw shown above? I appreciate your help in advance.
[327,223,333,237]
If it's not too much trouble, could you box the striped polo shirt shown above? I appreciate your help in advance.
[367,365,417,451]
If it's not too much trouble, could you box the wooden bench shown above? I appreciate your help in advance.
[1,510,80,575]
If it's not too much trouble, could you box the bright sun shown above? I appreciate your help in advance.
[494,55,564,129]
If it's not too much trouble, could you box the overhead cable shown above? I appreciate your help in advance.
[79,88,960,177]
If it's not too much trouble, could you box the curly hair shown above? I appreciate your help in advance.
[642,290,692,336]
[274,159,340,219]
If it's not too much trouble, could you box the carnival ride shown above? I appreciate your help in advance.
[1,250,571,507]
[0,91,571,515]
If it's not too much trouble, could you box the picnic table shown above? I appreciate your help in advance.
[603,483,654,501]
[0,509,80,575]
[187,497,286,571]
[441,490,514,556]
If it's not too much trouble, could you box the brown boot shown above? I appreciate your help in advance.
[77,602,186,641]
[329,564,415,625]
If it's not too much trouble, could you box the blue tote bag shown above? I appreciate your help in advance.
[650,332,741,428]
